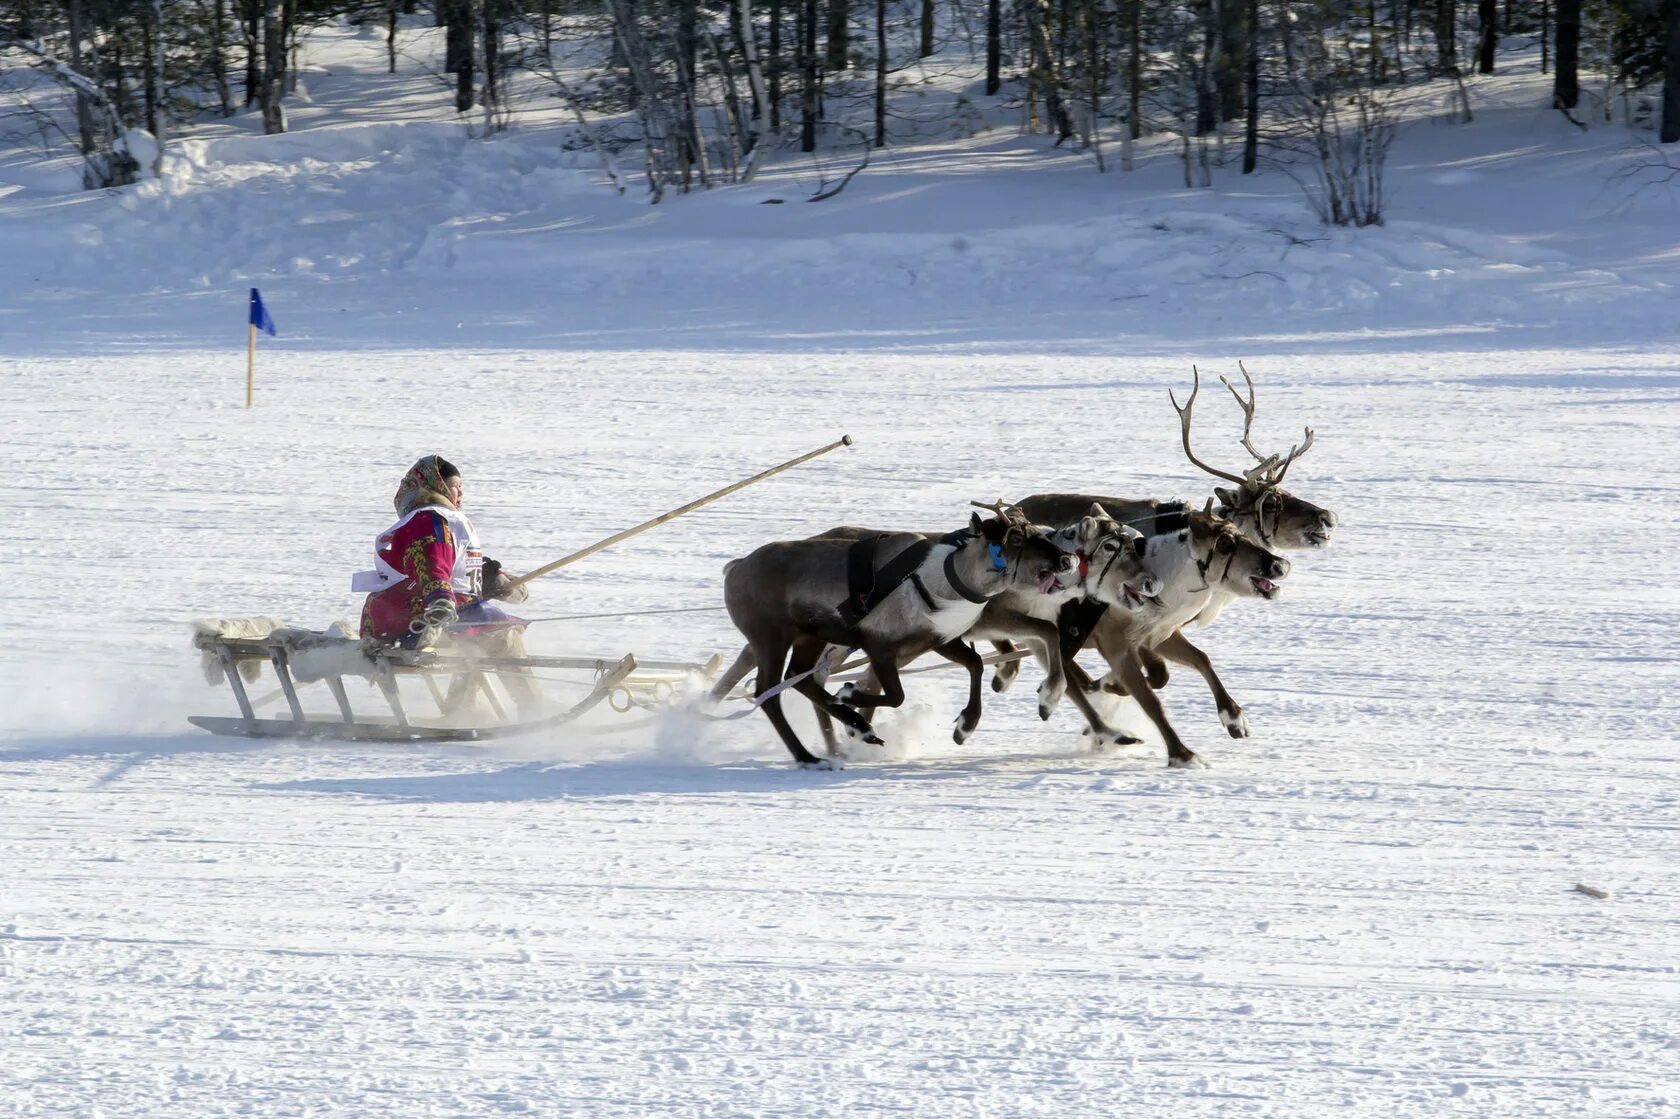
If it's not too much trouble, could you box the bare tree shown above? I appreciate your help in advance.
[1665,0,1680,142]
[14,37,140,187]
[1554,0,1580,108]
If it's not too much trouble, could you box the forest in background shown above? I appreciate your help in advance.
[3,0,1678,219]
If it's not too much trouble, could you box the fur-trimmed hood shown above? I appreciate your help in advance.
[394,455,459,515]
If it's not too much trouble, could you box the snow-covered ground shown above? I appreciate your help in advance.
[3,24,1679,1119]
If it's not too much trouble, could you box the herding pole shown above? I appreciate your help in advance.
[504,434,854,592]
[246,322,255,408]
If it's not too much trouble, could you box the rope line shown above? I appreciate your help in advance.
[520,605,730,624]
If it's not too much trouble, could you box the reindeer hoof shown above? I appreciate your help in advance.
[798,757,844,771]
[1168,753,1209,770]
[1222,710,1251,739]
[836,683,860,704]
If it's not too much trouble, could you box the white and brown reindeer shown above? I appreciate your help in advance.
[718,506,1080,768]
[1014,496,1292,767]
[804,507,1163,753]
[711,506,1161,758]
[996,365,1337,745]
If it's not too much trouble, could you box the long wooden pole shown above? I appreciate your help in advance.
[504,434,853,591]
[246,322,255,407]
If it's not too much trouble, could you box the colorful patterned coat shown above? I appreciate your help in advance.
[358,505,482,641]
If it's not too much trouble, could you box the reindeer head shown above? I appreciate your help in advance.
[1171,364,1339,551]
[967,501,1078,595]
[1054,503,1160,610]
[1186,504,1292,600]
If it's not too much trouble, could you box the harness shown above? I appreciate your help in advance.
[838,530,1004,627]
[1223,490,1282,549]
[1055,502,1188,653]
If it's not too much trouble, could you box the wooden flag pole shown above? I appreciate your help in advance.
[504,434,855,592]
[246,322,255,408]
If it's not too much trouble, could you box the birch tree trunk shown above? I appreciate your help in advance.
[800,0,818,151]
[1242,0,1258,173]
[210,0,234,115]
[1663,0,1680,142]
[151,0,166,177]
[875,0,887,145]
[986,0,1000,94]
[769,0,783,129]
[736,0,770,176]
[260,0,287,133]
[67,0,97,155]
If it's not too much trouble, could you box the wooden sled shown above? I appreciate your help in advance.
[189,628,718,743]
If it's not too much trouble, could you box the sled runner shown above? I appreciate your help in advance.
[189,622,720,743]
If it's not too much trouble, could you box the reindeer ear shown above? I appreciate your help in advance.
[970,511,985,535]
[1214,487,1237,510]
[1088,502,1106,519]
[1203,497,1215,516]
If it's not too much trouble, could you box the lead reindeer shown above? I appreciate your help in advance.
[1021,497,1293,767]
[1000,365,1338,741]
[720,506,1078,768]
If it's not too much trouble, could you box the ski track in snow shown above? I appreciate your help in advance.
[3,346,1679,1118]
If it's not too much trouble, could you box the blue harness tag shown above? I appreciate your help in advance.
[987,542,1007,572]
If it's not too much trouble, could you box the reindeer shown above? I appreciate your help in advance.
[780,507,1162,754]
[995,366,1338,740]
[720,507,1078,768]
[1020,500,1292,767]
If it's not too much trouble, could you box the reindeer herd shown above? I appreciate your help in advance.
[712,369,1338,770]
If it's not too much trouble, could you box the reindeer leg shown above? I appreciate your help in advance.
[1138,645,1172,690]
[789,660,886,748]
[835,647,907,711]
[789,638,844,756]
[990,639,1022,693]
[1010,617,1071,721]
[1155,629,1247,739]
[932,640,985,744]
[1113,648,1204,769]
[1061,620,1142,747]
[1062,654,1143,746]
[708,643,757,705]
[750,639,830,768]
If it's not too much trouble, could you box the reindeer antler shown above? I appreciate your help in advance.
[1271,427,1316,485]
[1220,363,1281,482]
[1219,362,1315,487]
[970,498,1029,524]
[1169,367,1250,487]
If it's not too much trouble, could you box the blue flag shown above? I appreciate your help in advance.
[249,288,277,336]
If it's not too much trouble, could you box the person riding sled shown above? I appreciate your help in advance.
[353,455,540,716]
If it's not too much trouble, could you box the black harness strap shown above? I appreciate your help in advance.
[1058,598,1109,657]
[840,535,937,626]
[940,544,990,604]
[1126,500,1190,537]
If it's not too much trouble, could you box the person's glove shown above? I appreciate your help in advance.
[481,557,529,604]
[409,598,458,650]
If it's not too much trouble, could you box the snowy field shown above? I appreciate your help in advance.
[4,24,1680,1119]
